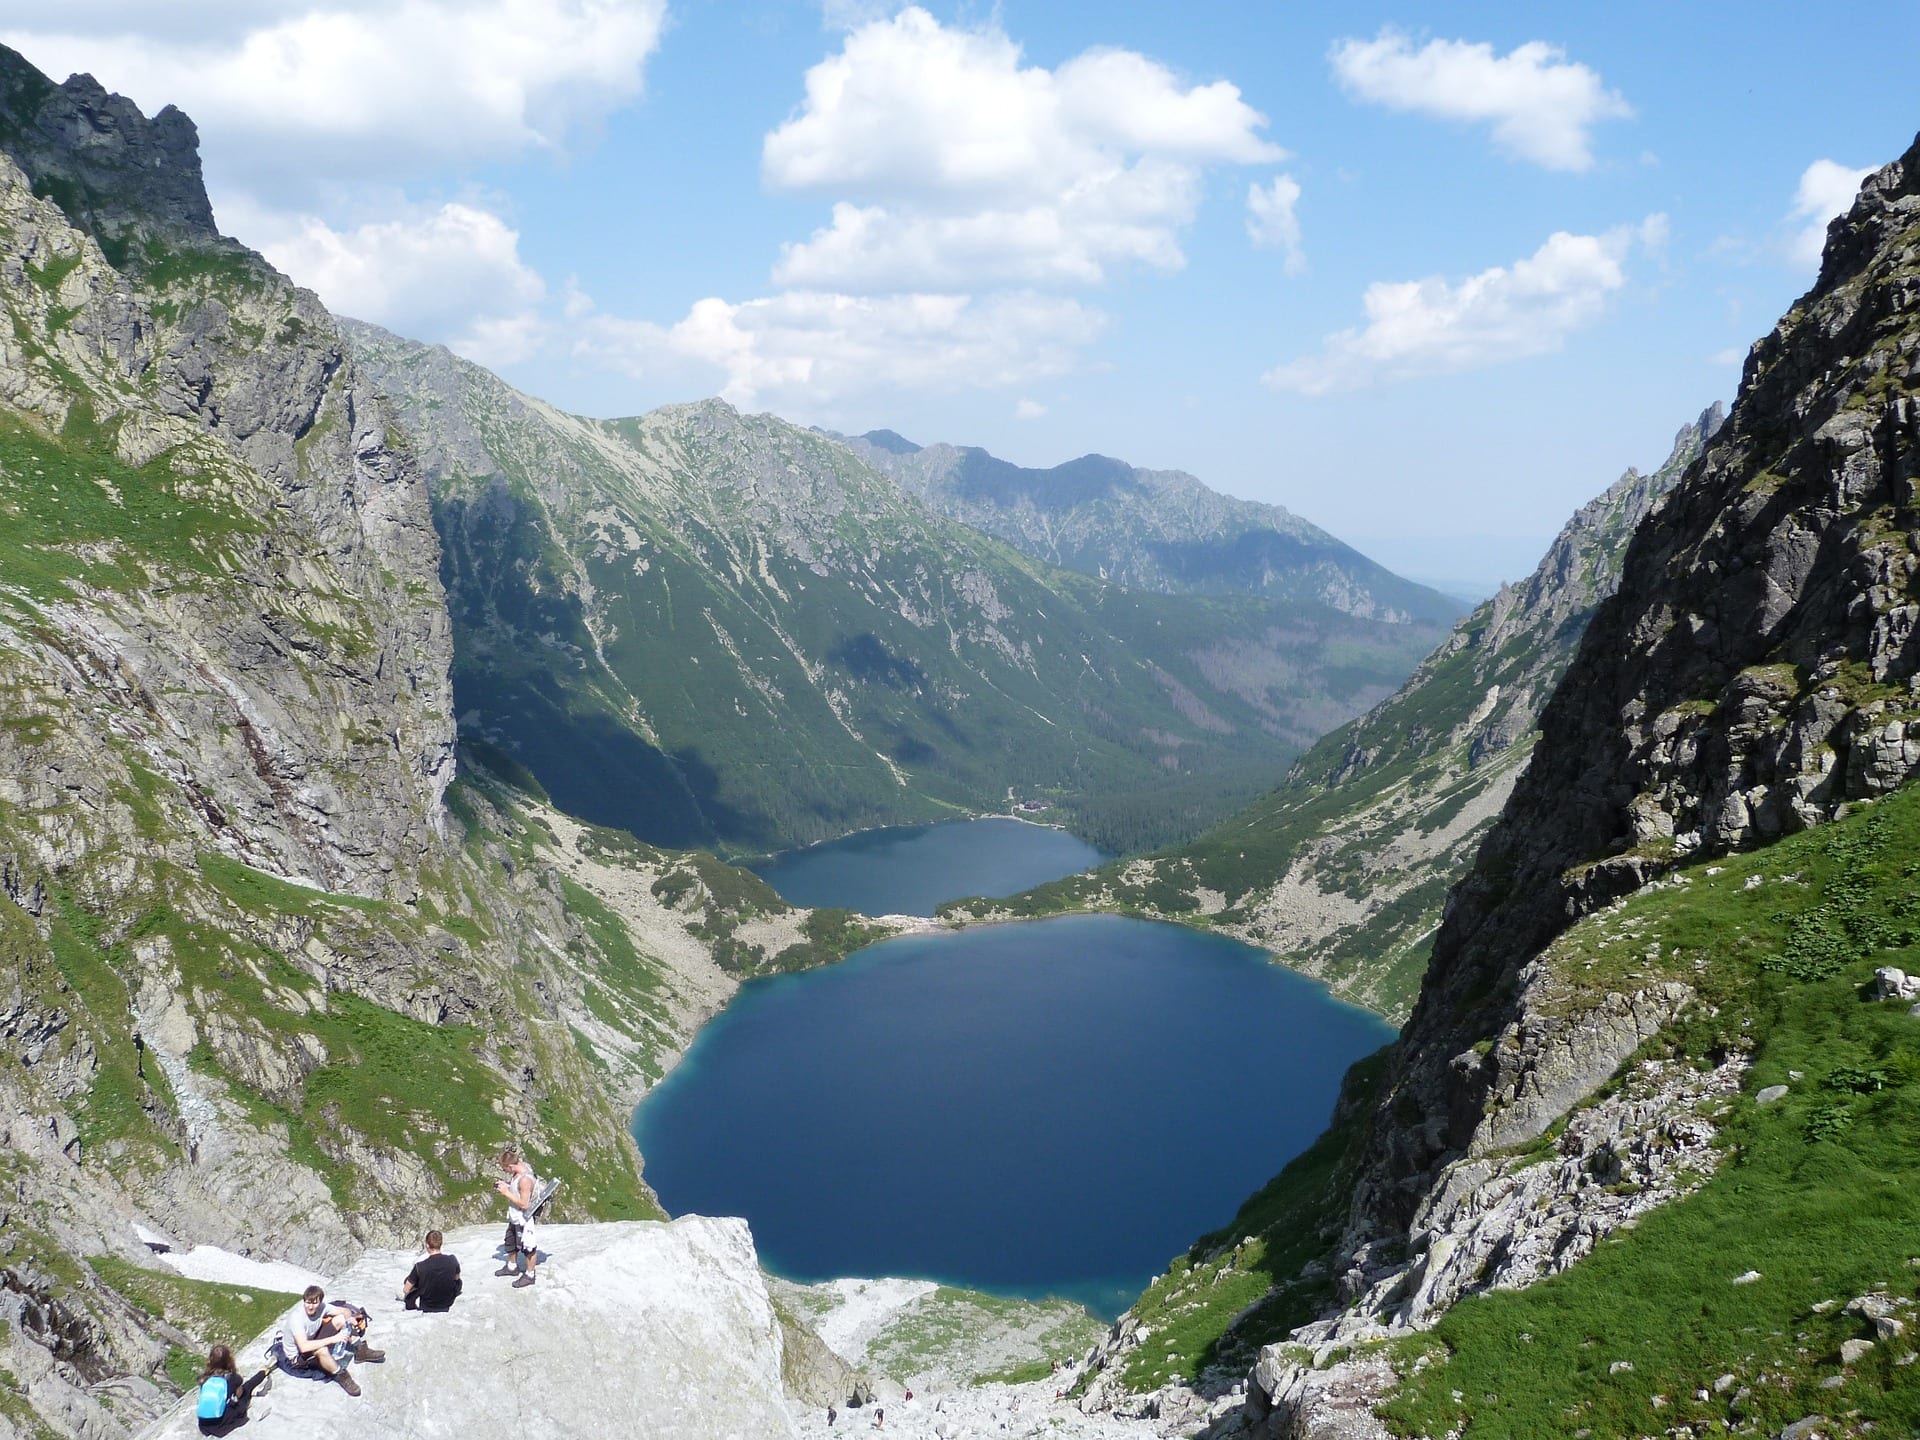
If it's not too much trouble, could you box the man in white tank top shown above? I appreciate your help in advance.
[493,1146,540,1288]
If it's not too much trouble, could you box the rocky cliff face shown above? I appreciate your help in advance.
[1200,129,1920,1440]
[345,322,1446,856]
[956,409,1718,1020]
[840,431,1461,625]
[1359,132,1920,1240]
[0,47,217,261]
[0,53,883,1440]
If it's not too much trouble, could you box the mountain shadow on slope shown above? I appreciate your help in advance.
[347,323,1449,857]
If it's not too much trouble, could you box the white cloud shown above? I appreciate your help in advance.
[1330,28,1630,171]
[577,290,1105,411]
[234,199,548,365]
[1266,217,1663,395]
[0,0,667,202]
[1014,398,1047,419]
[1246,174,1304,274]
[1709,345,1748,367]
[1787,158,1873,268]
[760,7,1283,291]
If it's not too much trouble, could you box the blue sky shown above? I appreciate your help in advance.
[4,2,1916,588]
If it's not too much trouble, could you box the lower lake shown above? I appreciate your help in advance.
[632,904,1394,1315]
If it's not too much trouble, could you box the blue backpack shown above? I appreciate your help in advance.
[195,1374,230,1420]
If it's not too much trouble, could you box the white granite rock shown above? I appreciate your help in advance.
[133,1218,798,1440]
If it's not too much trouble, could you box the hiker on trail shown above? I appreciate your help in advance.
[494,1146,540,1287]
[274,1286,383,1396]
[194,1343,269,1435]
[402,1229,463,1312]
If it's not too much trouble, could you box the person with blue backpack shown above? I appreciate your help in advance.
[194,1343,268,1434]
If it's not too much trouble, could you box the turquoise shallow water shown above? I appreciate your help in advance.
[633,903,1393,1317]
[748,816,1104,917]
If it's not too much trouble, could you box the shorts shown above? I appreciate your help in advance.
[281,1336,351,1370]
[504,1219,538,1256]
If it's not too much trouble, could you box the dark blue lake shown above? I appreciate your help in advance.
[748,817,1105,917]
[633,913,1394,1317]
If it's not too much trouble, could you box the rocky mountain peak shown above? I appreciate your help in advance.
[1355,130,1920,1234]
[0,44,223,262]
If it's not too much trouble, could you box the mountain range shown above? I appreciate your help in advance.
[7,37,1920,1440]
[343,322,1451,857]
[837,428,1461,624]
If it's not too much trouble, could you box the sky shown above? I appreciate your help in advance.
[3,2,1916,590]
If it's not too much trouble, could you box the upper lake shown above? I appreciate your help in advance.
[748,816,1104,917]
[636,820,1395,1317]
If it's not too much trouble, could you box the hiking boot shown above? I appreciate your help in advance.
[512,1273,536,1288]
[353,1342,386,1363]
[494,1265,518,1277]
[335,1370,361,1398]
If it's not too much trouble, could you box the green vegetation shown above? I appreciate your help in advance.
[44,894,178,1152]
[812,1283,1105,1388]
[197,854,384,917]
[90,1256,297,1382]
[0,409,259,599]
[1376,783,1920,1437]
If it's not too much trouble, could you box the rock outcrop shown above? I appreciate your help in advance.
[1212,128,1920,1440]
[133,1220,802,1440]
[1357,130,1920,1241]
[0,46,219,258]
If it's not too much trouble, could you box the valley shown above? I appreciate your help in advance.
[0,30,1916,1440]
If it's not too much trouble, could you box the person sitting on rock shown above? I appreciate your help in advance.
[493,1146,540,1288]
[274,1286,382,1396]
[402,1229,463,1311]
[194,1343,269,1435]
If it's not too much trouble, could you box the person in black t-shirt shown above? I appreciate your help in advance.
[401,1230,463,1312]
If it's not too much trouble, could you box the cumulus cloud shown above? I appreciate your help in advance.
[0,0,667,202]
[1014,398,1048,419]
[1787,159,1873,268]
[1246,174,1304,274]
[1265,217,1664,395]
[760,7,1283,291]
[1330,28,1630,171]
[231,199,548,365]
[576,289,1105,411]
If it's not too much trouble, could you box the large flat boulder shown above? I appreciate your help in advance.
[134,1217,798,1440]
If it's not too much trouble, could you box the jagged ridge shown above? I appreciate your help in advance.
[840,429,1461,624]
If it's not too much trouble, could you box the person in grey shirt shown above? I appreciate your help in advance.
[275,1286,379,1396]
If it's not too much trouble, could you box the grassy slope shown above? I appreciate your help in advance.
[1375,783,1920,1438]
[1105,782,1920,1429]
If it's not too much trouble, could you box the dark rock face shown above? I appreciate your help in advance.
[1355,132,1920,1233]
[0,45,221,258]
